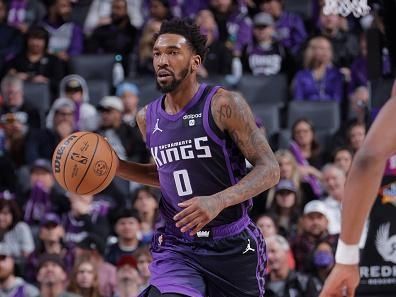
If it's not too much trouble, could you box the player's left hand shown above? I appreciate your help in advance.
[173,195,225,236]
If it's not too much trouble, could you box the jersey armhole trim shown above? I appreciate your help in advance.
[145,103,153,148]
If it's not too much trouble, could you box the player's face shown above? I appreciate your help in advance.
[153,34,200,93]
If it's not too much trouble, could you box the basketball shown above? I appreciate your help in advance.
[52,131,119,196]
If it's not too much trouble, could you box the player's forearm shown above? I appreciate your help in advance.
[116,159,160,188]
[341,149,387,244]
[215,161,280,209]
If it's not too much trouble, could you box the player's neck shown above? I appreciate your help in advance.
[165,79,200,114]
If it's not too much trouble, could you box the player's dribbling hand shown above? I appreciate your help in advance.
[319,263,360,297]
[173,195,225,236]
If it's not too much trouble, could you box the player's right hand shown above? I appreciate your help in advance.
[319,263,360,297]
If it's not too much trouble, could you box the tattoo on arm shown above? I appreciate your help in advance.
[211,90,280,208]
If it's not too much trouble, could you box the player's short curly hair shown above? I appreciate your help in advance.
[153,18,208,62]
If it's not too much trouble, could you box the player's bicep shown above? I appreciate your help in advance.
[212,91,272,165]
[136,106,148,142]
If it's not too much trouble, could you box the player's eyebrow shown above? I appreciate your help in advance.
[153,45,182,51]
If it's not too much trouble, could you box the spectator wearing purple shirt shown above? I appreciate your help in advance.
[259,0,307,55]
[7,0,46,33]
[41,0,83,62]
[293,36,344,102]
[209,0,252,56]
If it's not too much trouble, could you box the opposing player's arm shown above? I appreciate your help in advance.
[116,106,160,188]
[211,89,280,208]
[341,96,396,245]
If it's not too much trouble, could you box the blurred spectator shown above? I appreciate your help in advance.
[132,186,159,244]
[332,146,353,175]
[148,0,172,21]
[349,32,369,123]
[68,257,103,297]
[114,255,142,297]
[317,12,359,68]
[46,75,98,131]
[96,96,148,162]
[209,0,252,56]
[64,192,111,245]
[0,197,34,259]
[1,111,30,168]
[265,235,319,297]
[25,213,74,283]
[86,0,138,64]
[289,119,323,198]
[27,98,76,163]
[310,240,335,290]
[255,214,277,237]
[293,36,344,102]
[268,179,300,240]
[105,208,143,266]
[84,0,144,36]
[0,243,39,297]
[6,0,45,33]
[20,160,69,227]
[137,18,161,75]
[41,0,83,61]
[168,0,209,19]
[134,247,152,292]
[346,119,366,153]
[0,156,18,193]
[0,74,41,128]
[291,200,337,273]
[241,12,292,77]
[75,234,116,297]
[36,253,79,297]
[0,0,23,77]
[116,82,139,127]
[321,164,345,235]
[195,9,232,78]
[5,26,64,98]
[259,0,307,55]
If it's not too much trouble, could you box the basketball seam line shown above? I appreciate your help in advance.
[79,135,114,195]
[62,132,91,191]
[75,134,100,193]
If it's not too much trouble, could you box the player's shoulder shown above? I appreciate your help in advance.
[211,88,245,108]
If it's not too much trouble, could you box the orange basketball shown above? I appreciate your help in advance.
[52,131,119,195]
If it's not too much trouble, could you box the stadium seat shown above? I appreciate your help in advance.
[86,79,110,107]
[23,82,50,127]
[370,77,394,109]
[237,74,289,107]
[287,101,340,133]
[127,76,162,107]
[276,128,333,151]
[284,0,313,20]
[252,103,280,137]
[70,54,114,84]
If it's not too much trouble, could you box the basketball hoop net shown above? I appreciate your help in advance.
[323,0,371,17]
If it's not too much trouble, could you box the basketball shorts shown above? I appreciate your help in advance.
[140,216,267,297]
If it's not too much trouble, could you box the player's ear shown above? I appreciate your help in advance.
[191,54,201,72]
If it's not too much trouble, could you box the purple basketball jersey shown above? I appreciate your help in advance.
[146,84,250,227]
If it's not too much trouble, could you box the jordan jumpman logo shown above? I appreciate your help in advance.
[152,118,163,134]
[243,239,256,254]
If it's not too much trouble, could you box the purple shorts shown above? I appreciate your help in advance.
[141,216,267,297]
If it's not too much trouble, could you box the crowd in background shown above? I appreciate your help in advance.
[0,0,391,296]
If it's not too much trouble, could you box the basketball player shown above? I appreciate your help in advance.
[320,80,396,297]
[116,19,280,297]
